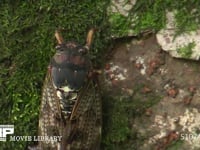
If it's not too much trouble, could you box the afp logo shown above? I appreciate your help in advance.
[0,125,14,141]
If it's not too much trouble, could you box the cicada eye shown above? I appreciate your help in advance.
[56,45,62,51]
[55,45,61,50]
[78,48,84,53]
[56,44,65,51]
[78,48,87,54]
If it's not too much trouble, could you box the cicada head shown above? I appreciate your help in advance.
[50,29,95,90]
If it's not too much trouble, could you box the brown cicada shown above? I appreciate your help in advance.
[36,29,102,150]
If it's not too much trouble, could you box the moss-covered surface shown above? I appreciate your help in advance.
[102,84,162,150]
[109,13,134,37]
[166,140,184,150]
[177,41,196,59]
[1,1,200,150]
[109,0,200,37]
[0,1,110,149]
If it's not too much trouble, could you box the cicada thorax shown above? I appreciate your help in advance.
[50,41,92,120]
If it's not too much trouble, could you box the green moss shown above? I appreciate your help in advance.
[175,9,199,35]
[166,140,184,150]
[109,13,133,37]
[132,0,166,34]
[177,42,195,58]
[102,95,130,146]
[102,84,162,150]
[109,0,200,36]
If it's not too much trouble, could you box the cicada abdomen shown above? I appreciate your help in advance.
[38,29,102,150]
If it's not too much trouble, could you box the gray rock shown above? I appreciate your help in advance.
[108,0,136,16]
[156,11,200,60]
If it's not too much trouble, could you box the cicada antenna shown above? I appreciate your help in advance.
[55,29,64,44]
[85,28,96,50]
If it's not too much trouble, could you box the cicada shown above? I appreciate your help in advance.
[37,29,102,150]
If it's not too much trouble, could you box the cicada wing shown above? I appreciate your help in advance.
[63,79,102,150]
[77,86,102,150]
[38,72,63,150]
